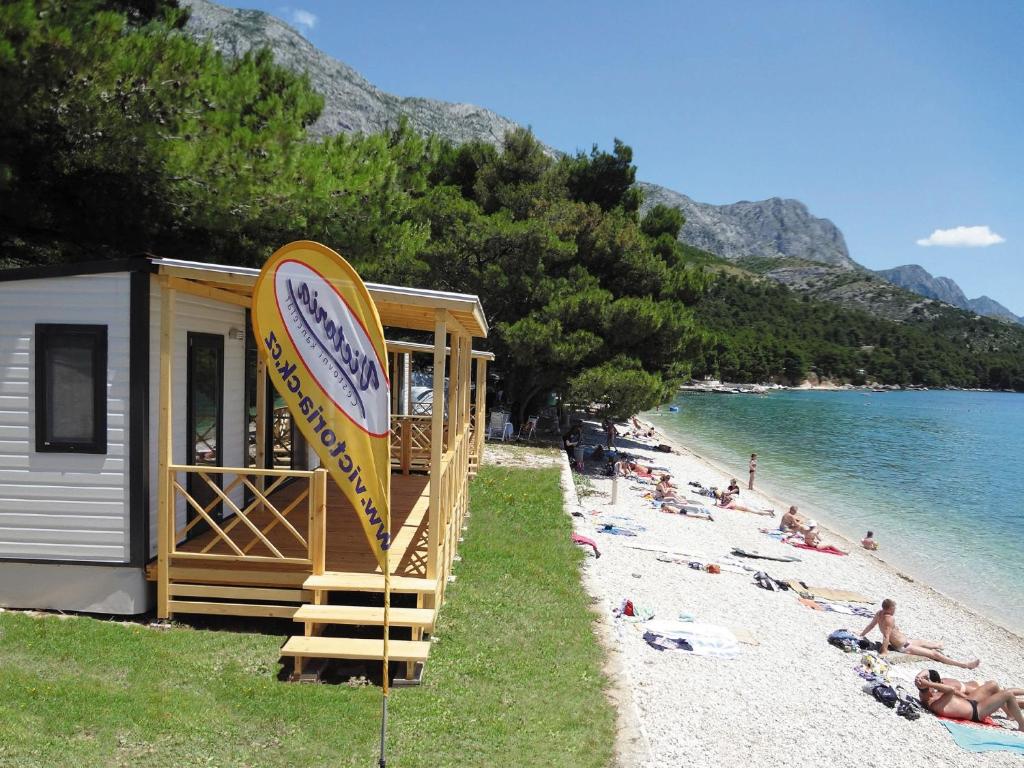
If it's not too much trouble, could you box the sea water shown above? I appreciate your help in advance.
[649,390,1024,635]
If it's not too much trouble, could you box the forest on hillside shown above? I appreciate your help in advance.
[2,0,1022,425]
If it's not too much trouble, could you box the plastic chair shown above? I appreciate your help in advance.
[486,411,510,441]
[517,415,539,441]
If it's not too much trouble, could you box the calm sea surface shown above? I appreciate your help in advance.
[648,390,1024,634]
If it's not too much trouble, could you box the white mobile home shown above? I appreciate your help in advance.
[0,255,490,670]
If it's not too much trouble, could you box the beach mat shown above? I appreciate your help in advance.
[786,582,873,603]
[727,626,759,646]
[941,721,1024,754]
[731,547,801,562]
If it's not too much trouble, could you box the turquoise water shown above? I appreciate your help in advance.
[649,390,1024,634]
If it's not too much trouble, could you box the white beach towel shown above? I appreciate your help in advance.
[643,620,741,659]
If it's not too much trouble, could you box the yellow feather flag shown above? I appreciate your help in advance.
[251,241,391,570]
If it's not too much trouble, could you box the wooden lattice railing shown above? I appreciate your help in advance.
[165,465,327,571]
[433,423,471,605]
[390,415,433,474]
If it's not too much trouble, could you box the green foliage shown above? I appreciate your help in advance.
[568,356,672,421]
[689,275,1024,389]
[2,0,1021,406]
[417,129,706,420]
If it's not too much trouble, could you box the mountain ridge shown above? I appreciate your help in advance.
[877,264,1023,325]
[181,0,1018,326]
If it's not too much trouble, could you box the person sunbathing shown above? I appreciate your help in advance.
[801,521,847,552]
[716,496,774,516]
[779,506,805,533]
[655,475,684,502]
[861,530,879,550]
[616,459,653,478]
[914,671,1024,730]
[930,673,1024,704]
[714,478,741,501]
[860,599,980,669]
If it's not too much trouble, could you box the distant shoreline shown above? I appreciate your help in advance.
[679,382,1022,394]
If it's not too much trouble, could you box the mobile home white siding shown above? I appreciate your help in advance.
[148,282,247,556]
[0,273,132,561]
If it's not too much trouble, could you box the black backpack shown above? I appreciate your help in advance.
[872,684,898,708]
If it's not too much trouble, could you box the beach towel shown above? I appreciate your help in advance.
[938,713,999,728]
[824,602,874,618]
[571,532,600,557]
[642,620,741,659]
[785,584,873,603]
[731,547,801,562]
[597,524,637,537]
[791,542,848,556]
[941,721,1024,753]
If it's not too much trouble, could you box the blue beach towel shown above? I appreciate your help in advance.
[942,721,1024,754]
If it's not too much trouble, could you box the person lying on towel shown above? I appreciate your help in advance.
[860,598,980,669]
[801,521,846,552]
[914,670,1024,729]
[930,673,1024,707]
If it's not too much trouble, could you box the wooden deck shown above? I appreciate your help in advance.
[169,472,430,578]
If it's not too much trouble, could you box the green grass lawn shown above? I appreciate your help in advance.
[0,465,614,768]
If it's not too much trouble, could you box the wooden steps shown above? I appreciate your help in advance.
[292,604,435,630]
[280,636,431,663]
[303,571,437,595]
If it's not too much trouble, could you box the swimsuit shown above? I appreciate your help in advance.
[970,700,981,723]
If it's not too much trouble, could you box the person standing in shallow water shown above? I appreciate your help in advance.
[748,453,758,490]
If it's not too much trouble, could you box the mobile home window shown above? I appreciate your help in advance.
[35,324,107,453]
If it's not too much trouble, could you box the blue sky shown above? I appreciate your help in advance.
[221,1,1023,315]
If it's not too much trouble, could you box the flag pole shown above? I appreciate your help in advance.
[378,547,390,767]
[378,393,392,768]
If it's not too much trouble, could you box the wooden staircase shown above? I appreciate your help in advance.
[280,571,437,678]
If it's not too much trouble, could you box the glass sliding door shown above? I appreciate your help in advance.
[186,332,224,527]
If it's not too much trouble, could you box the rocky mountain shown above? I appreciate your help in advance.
[638,183,857,270]
[877,264,1022,325]
[966,296,1023,324]
[182,0,525,145]
[181,0,1016,327]
[182,0,862,274]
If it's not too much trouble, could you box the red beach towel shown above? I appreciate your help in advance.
[791,543,848,556]
[938,714,1000,728]
[572,532,600,558]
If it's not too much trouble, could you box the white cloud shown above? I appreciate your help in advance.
[287,8,317,31]
[916,225,1005,248]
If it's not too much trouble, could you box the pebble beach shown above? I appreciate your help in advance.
[559,420,1024,768]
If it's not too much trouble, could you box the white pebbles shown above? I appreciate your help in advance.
[562,425,1024,768]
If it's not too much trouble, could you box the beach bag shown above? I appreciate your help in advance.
[871,684,898,708]
[656,444,672,453]
[753,571,776,591]
[827,629,861,652]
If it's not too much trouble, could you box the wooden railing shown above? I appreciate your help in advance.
[164,465,327,572]
[390,415,434,474]
[433,423,471,604]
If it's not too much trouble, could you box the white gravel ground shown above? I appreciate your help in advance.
[560,420,1024,768]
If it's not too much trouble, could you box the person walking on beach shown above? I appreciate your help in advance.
[748,453,757,490]
[860,599,980,669]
